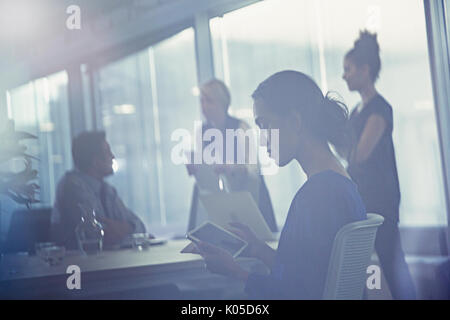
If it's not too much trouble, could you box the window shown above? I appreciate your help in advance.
[210,0,314,226]
[95,28,199,235]
[6,71,72,206]
[210,0,446,226]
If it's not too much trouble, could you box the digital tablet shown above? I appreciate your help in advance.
[187,222,248,258]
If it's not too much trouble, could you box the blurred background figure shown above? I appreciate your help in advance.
[186,79,277,233]
[51,131,147,249]
[342,30,416,299]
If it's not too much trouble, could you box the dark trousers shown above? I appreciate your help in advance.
[375,216,416,299]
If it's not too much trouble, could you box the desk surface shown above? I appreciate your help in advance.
[0,240,202,282]
[0,240,277,299]
[1,240,278,282]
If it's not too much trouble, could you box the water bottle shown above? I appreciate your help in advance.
[75,205,104,255]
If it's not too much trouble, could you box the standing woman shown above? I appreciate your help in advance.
[343,30,416,299]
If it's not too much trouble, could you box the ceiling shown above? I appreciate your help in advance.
[0,0,168,81]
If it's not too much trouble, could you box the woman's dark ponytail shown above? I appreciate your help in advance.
[315,93,350,148]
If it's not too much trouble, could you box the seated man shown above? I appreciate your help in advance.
[51,131,146,249]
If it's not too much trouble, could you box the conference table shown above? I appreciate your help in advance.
[0,240,272,299]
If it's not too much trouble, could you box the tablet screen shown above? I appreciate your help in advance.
[189,222,247,257]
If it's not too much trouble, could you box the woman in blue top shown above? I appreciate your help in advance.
[195,70,366,299]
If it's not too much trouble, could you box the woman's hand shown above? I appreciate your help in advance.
[195,241,249,282]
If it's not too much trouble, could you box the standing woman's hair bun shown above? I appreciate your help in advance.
[346,30,381,81]
[354,30,380,55]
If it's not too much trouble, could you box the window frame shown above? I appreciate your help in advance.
[424,0,450,254]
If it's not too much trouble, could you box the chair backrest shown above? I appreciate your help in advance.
[323,213,384,300]
[1,207,52,254]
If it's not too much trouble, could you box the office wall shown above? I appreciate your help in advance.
[1,0,448,240]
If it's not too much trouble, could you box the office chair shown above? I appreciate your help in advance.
[322,213,384,300]
[1,207,52,254]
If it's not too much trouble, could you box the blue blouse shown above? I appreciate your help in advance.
[245,170,366,299]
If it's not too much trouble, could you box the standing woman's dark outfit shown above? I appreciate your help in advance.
[348,94,416,299]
